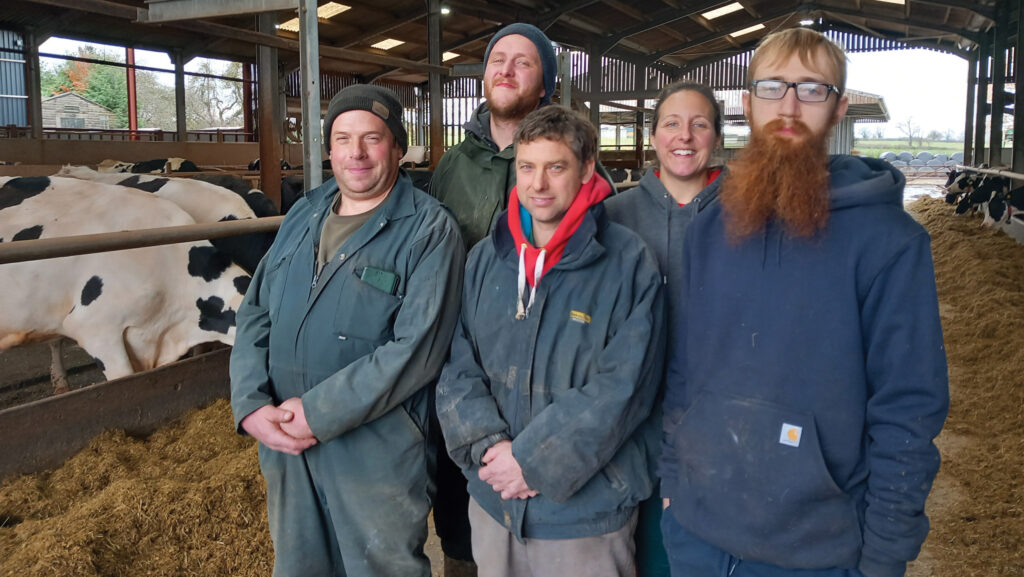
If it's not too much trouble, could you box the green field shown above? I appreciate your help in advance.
[852,139,964,159]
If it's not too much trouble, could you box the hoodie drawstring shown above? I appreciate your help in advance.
[516,243,545,320]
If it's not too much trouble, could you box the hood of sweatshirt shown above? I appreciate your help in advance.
[828,155,906,211]
[464,102,498,152]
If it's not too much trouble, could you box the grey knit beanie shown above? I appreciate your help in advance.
[323,84,408,154]
[485,23,557,106]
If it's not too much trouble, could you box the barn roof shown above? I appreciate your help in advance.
[0,0,998,87]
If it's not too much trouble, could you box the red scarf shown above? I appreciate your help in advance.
[507,173,612,287]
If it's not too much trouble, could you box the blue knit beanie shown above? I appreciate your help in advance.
[484,23,557,106]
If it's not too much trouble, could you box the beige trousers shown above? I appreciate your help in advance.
[468,497,638,577]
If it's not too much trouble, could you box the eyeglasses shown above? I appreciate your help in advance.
[750,80,838,102]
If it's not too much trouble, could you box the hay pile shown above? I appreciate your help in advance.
[0,400,272,576]
[908,197,1024,577]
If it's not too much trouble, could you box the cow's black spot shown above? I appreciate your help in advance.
[172,159,200,172]
[243,191,280,217]
[93,357,105,371]
[131,159,167,173]
[219,215,239,222]
[191,174,253,196]
[119,175,168,193]
[0,177,50,211]
[12,225,43,241]
[81,275,103,306]
[234,275,251,295]
[188,245,232,281]
[196,296,235,334]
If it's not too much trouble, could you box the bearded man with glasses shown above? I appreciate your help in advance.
[659,27,949,577]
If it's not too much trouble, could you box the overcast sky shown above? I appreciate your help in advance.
[847,49,969,138]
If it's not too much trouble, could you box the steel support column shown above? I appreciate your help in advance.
[25,31,42,139]
[243,64,254,142]
[299,0,322,190]
[589,42,602,130]
[973,33,991,165]
[257,13,283,208]
[1014,0,1024,172]
[126,48,138,140]
[559,51,572,108]
[173,50,187,142]
[428,0,444,168]
[988,7,1007,166]
[634,64,646,167]
[964,48,977,165]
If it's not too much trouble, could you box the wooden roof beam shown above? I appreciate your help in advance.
[598,0,741,54]
[912,0,994,21]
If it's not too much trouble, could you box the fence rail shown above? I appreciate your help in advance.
[0,126,252,142]
[0,215,284,265]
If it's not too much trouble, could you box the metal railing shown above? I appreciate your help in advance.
[0,126,252,142]
[0,216,283,265]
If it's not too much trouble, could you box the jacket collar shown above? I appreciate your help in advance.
[492,203,609,272]
[308,169,418,223]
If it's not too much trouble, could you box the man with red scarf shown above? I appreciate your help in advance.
[435,105,665,577]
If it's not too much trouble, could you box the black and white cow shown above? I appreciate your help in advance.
[0,176,249,384]
[98,157,200,174]
[56,165,275,273]
[188,173,281,220]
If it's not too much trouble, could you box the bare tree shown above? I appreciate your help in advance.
[896,117,921,147]
[185,60,244,129]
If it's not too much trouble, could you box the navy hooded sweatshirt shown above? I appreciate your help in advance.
[660,155,949,577]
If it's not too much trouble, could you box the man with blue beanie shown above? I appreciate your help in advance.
[431,22,558,249]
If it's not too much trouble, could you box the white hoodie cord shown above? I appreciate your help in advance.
[515,244,546,320]
[516,243,528,320]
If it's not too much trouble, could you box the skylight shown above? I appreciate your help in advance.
[277,3,350,33]
[371,39,405,51]
[442,51,460,62]
[702,3,744,20]
[729,23,765,38]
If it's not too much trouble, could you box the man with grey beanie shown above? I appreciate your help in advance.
[231,83,465,577]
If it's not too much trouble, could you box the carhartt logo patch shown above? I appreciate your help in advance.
[569,310,591,324]
[371,101,390,119]
[779,423,802,447]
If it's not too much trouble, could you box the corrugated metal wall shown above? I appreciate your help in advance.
[0,29,27,127]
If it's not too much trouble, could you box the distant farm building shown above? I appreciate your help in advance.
[41,92,117,130]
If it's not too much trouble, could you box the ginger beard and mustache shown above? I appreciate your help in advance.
[719,117,832,242]
[484,76,542,121]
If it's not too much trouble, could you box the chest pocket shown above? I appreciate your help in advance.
[264,253,293,325]
[335,270,402,346]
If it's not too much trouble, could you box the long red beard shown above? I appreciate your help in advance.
[720,118,831,243]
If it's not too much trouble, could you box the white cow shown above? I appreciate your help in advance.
[0,176,249,383]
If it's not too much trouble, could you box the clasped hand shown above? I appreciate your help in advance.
[240,397,317,455]
[479,440,538,500]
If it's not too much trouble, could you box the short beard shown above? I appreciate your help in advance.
[719,118,832,243]
[484,82,541,122]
